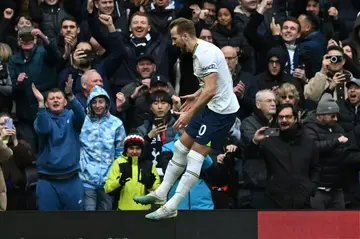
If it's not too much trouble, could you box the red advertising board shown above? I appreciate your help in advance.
[258,211,360,239]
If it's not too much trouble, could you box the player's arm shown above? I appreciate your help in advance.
[188,73,217,116]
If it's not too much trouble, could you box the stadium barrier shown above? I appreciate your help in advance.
[1,210,359,239]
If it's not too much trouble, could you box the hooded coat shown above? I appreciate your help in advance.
[79,86,126,189]
[256,47,303,95]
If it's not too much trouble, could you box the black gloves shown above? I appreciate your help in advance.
[119,162,131,186]
[119,173,131,186]
[139,173,156,190]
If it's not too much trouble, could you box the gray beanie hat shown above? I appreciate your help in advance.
[316,93,340,115]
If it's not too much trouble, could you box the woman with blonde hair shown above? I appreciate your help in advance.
[277,83,308,121]
[0,43,13,114]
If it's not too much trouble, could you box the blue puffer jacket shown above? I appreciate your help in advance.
[79,86,126,189]
[163,136,214,210]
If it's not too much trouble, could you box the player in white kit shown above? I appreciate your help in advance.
[134,17,239,220]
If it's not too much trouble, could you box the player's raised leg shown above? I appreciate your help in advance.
[145,142,210,220]
[133,133,194,206]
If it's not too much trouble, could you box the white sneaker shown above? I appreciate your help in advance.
[145,206,178,220]
[133,191,167,205]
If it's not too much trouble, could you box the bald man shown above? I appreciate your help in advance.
[221,46,257,120]
[74,69,104,108]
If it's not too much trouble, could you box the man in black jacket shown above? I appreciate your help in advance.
[252,103,321,209]
[303,93,347,209]
[338,78,360,133]
[240,89,276,209]
[88,11,171,91]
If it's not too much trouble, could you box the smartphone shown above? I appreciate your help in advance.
[154,117,164,127]
[5,119,13,129]
[343,72,352,82]
[264,128,280,137]
[83,49,95,61]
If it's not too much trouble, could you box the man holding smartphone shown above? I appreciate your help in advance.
[305,45,353,102]
[251,103,321,209]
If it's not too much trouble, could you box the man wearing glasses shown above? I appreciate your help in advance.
[221,46,257,120]
[251,103,321,209]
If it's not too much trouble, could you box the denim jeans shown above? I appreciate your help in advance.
[84,187,113,211]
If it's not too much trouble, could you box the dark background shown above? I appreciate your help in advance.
[0,210,258,239]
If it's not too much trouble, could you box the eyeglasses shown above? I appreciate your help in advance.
[200,36,212,41]
[281,95,295,100]
[269,60,280,64]
[277,115,294,120]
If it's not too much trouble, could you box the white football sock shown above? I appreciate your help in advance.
[165,150,204,211]
[155,140,189,199]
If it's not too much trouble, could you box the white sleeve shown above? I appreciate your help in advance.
[195,51,219,78]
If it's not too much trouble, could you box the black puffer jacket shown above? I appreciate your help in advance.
[256,47,304,104]
[211,23,247,49]
[337,99,360,133]
[303,114,346,189]
[253,124,321,209]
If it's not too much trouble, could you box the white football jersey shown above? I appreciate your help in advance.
[193,40,240,114]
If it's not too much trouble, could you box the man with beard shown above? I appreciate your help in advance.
[303,93,347,209]
[58,15,123,98]
[305,45,353,102]
[338,78,360,209]
[252,103,321,209]
[297,11,326,76]
[196,0,217,29]
[133,18,239,220]
[338,78,360,132]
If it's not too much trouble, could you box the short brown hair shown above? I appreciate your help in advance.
[169,17,196,37]
[130,11,149,24]
[45,88,65,101]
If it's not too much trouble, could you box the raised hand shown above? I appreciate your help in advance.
[65,74,74,95]
[116,92,126,111]
[3,8,14,19]
[87,0,94,14]
[270,17,281,36]
[98,14,116,32]
[32,83,44,104]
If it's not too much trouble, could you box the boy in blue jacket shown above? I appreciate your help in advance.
[32,77,86,210]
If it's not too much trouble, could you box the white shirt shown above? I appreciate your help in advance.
[192,40,240,114]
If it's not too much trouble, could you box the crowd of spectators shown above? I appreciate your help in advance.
[1,0,360,211]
